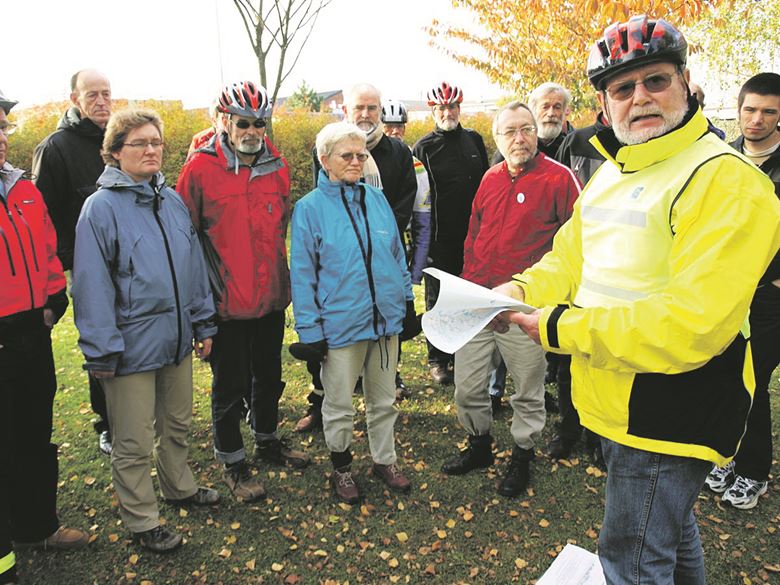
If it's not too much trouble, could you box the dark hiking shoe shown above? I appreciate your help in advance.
[331,467,360,504]
[253,438,311,469]
[132,525,183,553]
[442,435,494,475]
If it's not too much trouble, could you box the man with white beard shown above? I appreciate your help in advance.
[413,82,489,386]
[528,83,575,157]
[491,17,780,583]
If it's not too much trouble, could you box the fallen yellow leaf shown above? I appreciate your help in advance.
[396,532,409,543]
[271,563,284,572]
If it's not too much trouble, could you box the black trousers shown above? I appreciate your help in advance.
[210,311,285,460]
[424,272,453,366]
[0,309,61,579]
[555,355,583,441]
[89,375,110,434]
[735,284,780,481]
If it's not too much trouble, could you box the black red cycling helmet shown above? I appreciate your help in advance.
[587,15,688,90]
[219,81,271,118]
[426,82,464,107]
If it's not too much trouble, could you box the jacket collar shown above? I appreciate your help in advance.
[0,162,24,200]
[216,132,285,179]
[96,165,166,204]
[730,132,780,167]
[316,168,364,201]
[57,107,105,139]
[501,150,541,180]
[591,100,708,173]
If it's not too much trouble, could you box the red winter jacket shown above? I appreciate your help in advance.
[462,153,581,288]
[1,166,66,318]
[176,134,291,320]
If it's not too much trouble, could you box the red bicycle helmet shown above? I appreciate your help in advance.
[219,81,271,118]
[587,15,687,90]
[426,82,464,107]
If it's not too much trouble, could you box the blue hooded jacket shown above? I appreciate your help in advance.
[73,166,217,375]
[291,170,413,349]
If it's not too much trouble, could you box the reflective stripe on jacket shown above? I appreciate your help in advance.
[514,108,780,466]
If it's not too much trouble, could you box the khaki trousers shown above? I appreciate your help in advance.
[102,355,197,533]
[454,326,546,449]
[321,337,399,465]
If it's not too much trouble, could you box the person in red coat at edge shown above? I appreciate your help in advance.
[0,89,89,585]
[176,81,310,504]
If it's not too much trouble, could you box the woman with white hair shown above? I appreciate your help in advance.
[290,122,416,503]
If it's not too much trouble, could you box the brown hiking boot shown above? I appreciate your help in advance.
[15,526,90,550]
[294,406,323,433]
[330,467,360,504]
[372,463,412,493]
[252,438,311,469]
[223,461,266,502]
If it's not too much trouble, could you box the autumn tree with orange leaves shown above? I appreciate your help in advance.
[428,0,738,114]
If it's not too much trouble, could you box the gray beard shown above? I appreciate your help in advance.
[613,106,687,146]
[437,119,458,132]
[537,121,562,141]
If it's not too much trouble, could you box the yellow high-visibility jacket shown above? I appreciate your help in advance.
[513,110,780,466]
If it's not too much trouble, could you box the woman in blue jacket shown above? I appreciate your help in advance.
[73,110,218,553]
[291,122,415,504]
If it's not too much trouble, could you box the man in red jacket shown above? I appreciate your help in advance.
[177,81,309,504]
[0,90,89,585]
[441,101,581,497]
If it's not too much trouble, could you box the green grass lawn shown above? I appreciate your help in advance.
[14,294,780,584]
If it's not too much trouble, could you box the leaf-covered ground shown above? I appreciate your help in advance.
[15,296,779,584]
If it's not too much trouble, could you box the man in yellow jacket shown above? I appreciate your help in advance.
[493,16,780,584]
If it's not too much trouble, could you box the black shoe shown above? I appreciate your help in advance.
[430,364,454,385]
[585,431,605,470]
[547,433,577,460]
[252,438,311,469]
[498,447,533,497]
[132,525,183,553]
[442,435,494,475]
[544,391,559,413]
[98,430,112,455]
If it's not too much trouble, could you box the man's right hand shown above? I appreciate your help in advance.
[488,282,526,333]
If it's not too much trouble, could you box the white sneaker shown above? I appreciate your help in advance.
[721,475,768,510]
[704,461,735,493]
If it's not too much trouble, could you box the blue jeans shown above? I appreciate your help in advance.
[599,439,711,585]
[488,359,507,398]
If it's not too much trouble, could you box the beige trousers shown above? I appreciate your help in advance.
[454,326,546,449]
[321,337,399,465]
[102,355,197,533]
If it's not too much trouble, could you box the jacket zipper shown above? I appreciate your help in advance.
[1,194,34,308]
[0,226,16,276]
[15,203,40,272]
[152,193,183,360]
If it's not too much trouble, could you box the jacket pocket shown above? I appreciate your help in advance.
[0,226,16,276]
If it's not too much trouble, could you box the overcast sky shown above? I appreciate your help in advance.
[5,0,504,110]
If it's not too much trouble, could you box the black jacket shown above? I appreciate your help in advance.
[731,133,780,284]
[413,125,489,272]
[555,113,609,186]
[311,134,416,238]
[32,107,105,270]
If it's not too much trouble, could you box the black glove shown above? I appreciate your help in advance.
[289,339,328,362]
[399,300,422,341]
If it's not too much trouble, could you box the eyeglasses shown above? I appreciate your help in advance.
[605,72,676,101]
[123,140,164,150]
[496,125,536,139]
[433,103,459,112]
[0,123,18,136]
[231,118,267,129]
[334,152,369,162]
